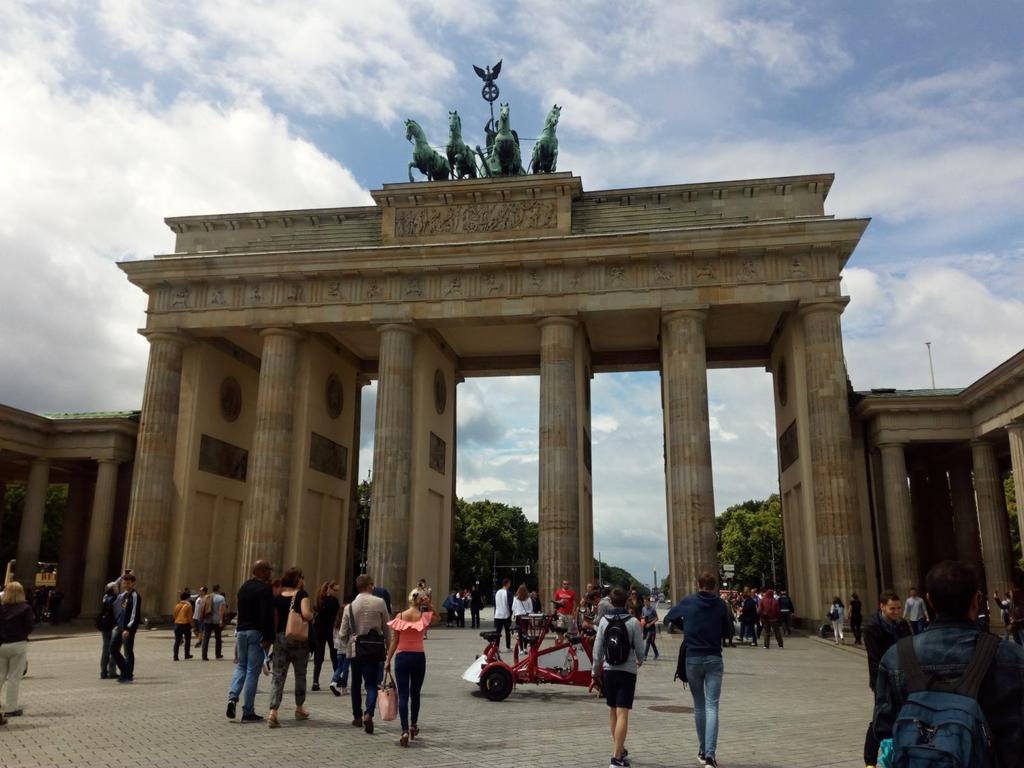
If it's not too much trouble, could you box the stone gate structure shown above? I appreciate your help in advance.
[111,171,873,615]
[3,171,1023,621]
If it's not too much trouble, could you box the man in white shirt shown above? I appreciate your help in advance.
[493,578,512,650]
[902,587,928,634]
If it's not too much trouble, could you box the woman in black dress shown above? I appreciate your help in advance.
[849,592,863,646]
[311,581,340,691]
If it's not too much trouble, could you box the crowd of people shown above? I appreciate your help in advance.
[5,556,1024,767]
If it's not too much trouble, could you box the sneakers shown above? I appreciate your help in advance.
[704,756,719,768]
[609,756,630,767]
[226,700,237,719]
[329,682,341,697]
[240,712,264,723]
[699,751,705,765]
[312,683,321,691]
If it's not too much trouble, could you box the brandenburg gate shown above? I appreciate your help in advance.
[116,170,872,615]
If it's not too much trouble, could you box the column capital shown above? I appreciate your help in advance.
[29,456,51,467]
[875,441,908,451]
[536,315,579,330]
[258,326,304,341]
[797,297,850,317]
[662,306,709,325]
[970,437,996,449]
[138,328,187,345]
[375,322,418,337]
[93,457,122,466]
[1006,421,1024,436]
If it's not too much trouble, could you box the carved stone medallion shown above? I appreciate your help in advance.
[220,377,242,422]
[326,374,343,419]
[434,369,447,415]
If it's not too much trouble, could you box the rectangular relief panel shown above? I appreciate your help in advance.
[198,434,248,481]
[429,432,446,474]
[309,432,348,480]
[778,419,799,472]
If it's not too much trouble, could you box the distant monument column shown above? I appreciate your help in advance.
[122,331,184,609]
[537,316,581,602]
[81,459,121,615]
[1008,423,1024,539]
[878,443,919,593]
[661,309,717,594]
[972,439,1014,597]
[949,458,983,569]
[799,299,866,602]
[14,458,51,590]
[239,328,302,575]
[366,323,417,595]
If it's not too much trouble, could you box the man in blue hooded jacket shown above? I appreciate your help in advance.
[669,571,734,768]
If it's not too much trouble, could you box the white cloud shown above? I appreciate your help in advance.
[0,13,369,412]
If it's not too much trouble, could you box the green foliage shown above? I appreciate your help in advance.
[593,557,650,598]
[1007,475,1020,571]
[715,494,786,590]
[2,484,69,566]
[452,498,538,590]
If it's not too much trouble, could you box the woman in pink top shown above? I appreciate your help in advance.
[385,587,440,747]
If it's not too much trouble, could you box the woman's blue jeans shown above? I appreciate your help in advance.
[686,655,724,759]
[394,651,426,732]
[331,653,350,686]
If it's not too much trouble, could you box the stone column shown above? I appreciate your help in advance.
[80,459,121,615]
[799,299,866,602]
[14,458,50,590]
[240,328,302,576]
[366,323,416,595]
[972,439,1014,598]
[661,309,716,594]
[122,331,184,608]
[878,443,918,593]
[538,317,581,603]
[949,458,983,570]
[1008,423,1024,543]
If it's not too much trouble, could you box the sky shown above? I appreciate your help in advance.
[1,2,1023,585]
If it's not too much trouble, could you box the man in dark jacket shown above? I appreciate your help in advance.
[226,560,274,722]
[470,583,483,628]
[873,561,1024,768]
[671,571,734,768]
[110,573,140,683]
[861,589,911,766]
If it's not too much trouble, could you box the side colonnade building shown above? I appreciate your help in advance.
[1,171,1021,621]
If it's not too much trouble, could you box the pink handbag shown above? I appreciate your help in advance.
[377,669,398,721]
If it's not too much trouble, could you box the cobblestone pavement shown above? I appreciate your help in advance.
[4,619,875,768]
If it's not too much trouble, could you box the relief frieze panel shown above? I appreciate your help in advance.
[394,200,557,238]
[154,245,831,313]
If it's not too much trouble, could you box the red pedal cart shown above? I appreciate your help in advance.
[463,612,598,701]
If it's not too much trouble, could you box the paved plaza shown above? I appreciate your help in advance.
[5,617,875,768]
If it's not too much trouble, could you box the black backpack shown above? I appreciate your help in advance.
[349,603,386,663]
[95,595,116,631]
[604,614,633,666]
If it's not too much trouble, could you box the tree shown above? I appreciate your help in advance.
[2,484,68,567]
[452,498,538,590]
[716,494,786,590]
[593,557,650,598]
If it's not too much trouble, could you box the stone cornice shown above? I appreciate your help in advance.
[122,217,868,288]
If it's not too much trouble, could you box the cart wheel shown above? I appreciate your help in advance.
[480,666,513,701]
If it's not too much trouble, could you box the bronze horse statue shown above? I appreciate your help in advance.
[529,104,561,174]
[446,111,477,180]
[476,103,524,177]
[405,119,451,182]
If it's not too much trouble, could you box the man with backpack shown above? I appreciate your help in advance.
[592,587,644,768]
[778,589,796,636]
[672,571,735,768]
[873,560,1024,767]
[757,588,784,649]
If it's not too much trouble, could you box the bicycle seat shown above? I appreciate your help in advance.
[480,631,501,643]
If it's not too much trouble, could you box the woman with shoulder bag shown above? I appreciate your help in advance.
[385,588,441,747]
[267,567,314,728]
[1,581,35,723]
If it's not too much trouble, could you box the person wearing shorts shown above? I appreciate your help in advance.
[592,588,644,768]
